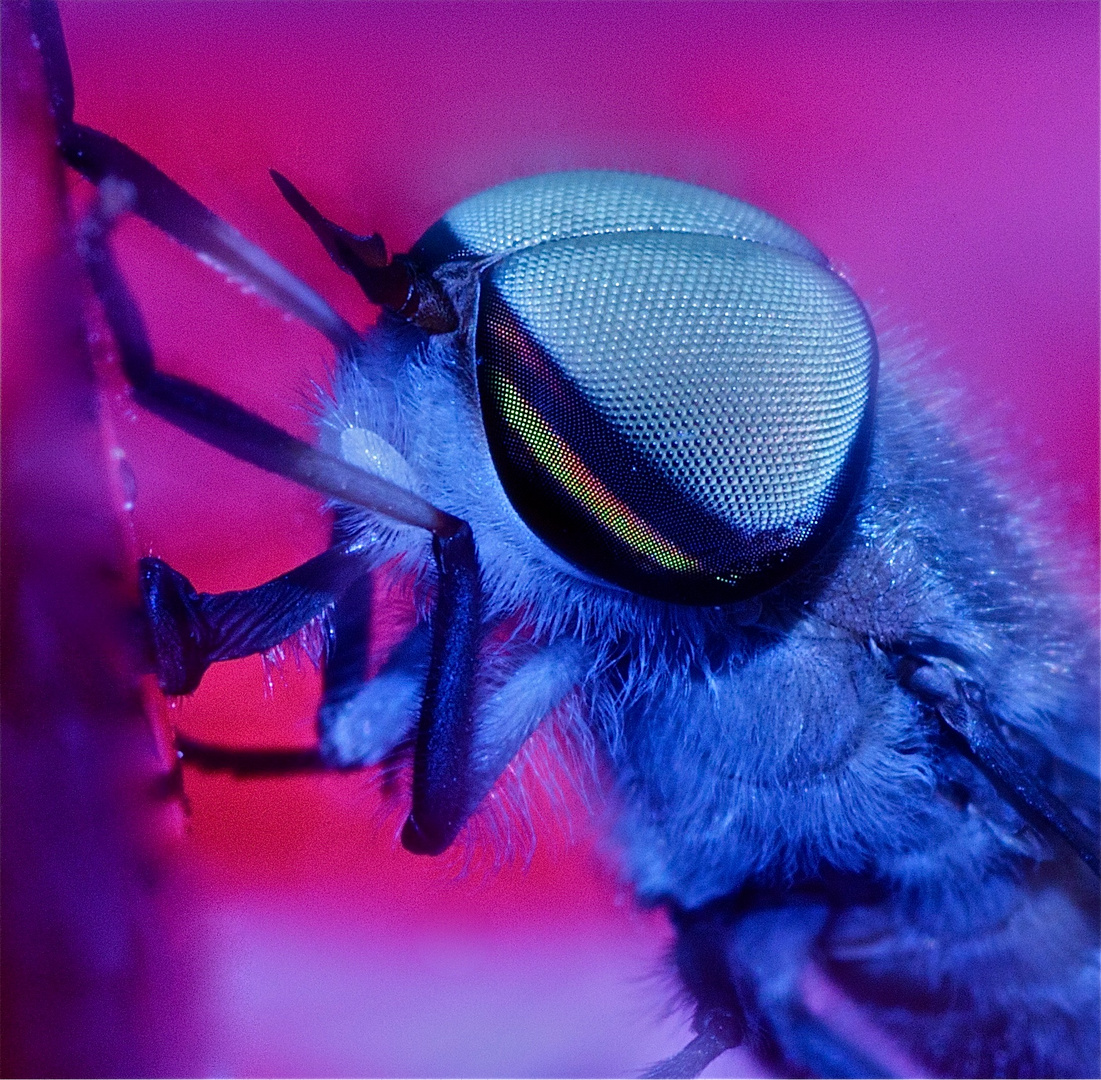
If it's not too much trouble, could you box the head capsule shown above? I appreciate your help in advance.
[409,172,877,604]
[419,172,878,605]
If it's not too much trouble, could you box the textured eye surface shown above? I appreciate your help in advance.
[413,170,827,267]
[476,231,876,603]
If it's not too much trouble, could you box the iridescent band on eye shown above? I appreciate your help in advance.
[487,372,702,577]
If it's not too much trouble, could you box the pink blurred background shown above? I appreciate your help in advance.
[24,2,1101,1076]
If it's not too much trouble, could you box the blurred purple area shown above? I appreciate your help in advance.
[4,2,1097,1076]
[2,4,191,1074]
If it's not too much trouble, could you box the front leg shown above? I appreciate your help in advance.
[39,0,486,856]
[141,543,374,777]
[142,545,368,696]
[28,0,360,351]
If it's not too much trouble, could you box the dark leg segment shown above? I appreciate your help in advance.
[640,1031,732,1080]
[78,185,451,535]
[174,734,330,778]
[141,545,368,696]
[642,903,750,1079]
[318,515,373,719]
[37,0,450,534]
[400,525,482,856]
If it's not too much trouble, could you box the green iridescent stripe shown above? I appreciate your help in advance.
[490,373,700,576]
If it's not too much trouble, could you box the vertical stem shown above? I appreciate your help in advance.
[1,3,192,1074]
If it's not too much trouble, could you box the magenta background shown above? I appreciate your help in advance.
[53,3,1099,1077]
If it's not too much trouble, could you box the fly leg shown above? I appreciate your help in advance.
[642,902,752,1079]
[142,545,367,698]
[164,554,431,780]
[145,504,416,777]
[139,535,370,776]
[35,0,484,855]
[28,1,359,351]
[645,894,896,1080]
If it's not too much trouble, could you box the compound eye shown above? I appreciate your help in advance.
[476,233,876,605]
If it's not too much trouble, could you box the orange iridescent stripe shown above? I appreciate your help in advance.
[490,373,700,576]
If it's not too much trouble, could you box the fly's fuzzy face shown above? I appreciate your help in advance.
[321,268,1094,892]
[46,4,1100,1078]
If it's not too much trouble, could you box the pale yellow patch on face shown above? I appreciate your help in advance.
[340,427,419,493]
